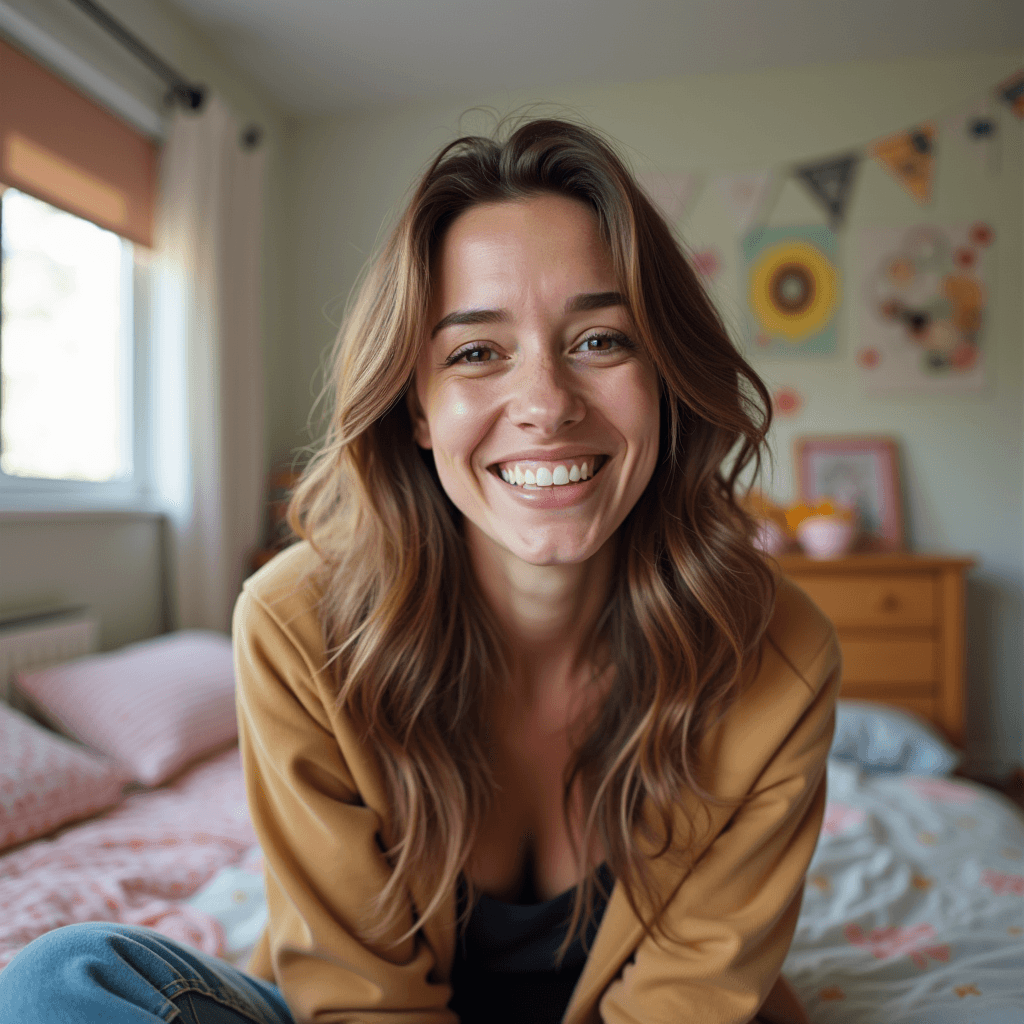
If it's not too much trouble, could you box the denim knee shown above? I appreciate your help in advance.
[0,921,183,1021]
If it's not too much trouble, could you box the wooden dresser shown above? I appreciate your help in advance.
[775,553,974,747]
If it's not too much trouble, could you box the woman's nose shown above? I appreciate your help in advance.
[507,353,585,434]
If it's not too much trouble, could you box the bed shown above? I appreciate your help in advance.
[783,715,1024,1023]
[0,623,1021,1022]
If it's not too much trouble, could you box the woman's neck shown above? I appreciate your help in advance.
[465,522,616,709]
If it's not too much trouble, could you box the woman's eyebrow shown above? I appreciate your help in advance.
[565,291,626,314]
[430,291,626,338]
[431,307,508,338]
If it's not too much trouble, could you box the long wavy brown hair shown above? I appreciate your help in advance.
[287,114,777,959]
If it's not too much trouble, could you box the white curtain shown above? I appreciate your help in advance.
[151,94,266,634]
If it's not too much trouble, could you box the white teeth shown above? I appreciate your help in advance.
[498,459,597,486]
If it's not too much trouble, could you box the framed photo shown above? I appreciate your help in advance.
[794,436,904,552]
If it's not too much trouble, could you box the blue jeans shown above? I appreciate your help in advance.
[0,922,295,1023]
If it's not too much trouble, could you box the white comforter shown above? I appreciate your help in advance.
[783,760,1024,1023]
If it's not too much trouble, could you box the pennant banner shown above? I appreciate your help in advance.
[715,169,779,235]
[943,100,1001,176]
[871,122,936,205]
[649,66,1022,240]
[793,152,860,228]
[637,170,703,226]
[996,69,1024,119]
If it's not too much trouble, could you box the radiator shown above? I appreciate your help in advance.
[0,608,98,708]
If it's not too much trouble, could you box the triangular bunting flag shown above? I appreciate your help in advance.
[870,123,936,205]
[996,69,1024,119]
[793,152,860,228]
[637,171,703,226]
[715,169,778,234]
[944,99,1001,176]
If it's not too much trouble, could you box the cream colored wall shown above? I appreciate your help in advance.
[0,0,288,647]
[0,512,165,650]
[279,50,1024,774]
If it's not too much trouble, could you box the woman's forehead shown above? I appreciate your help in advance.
[442,194,604,248]
[431,196,617,307]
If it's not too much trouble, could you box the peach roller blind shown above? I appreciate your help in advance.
[0,34,158,247]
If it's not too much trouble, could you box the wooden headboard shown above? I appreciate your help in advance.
[776,552,975,748]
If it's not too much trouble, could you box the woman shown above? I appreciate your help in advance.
[0,116,840,1024]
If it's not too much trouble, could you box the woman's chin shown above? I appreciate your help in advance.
[482,526,610,569]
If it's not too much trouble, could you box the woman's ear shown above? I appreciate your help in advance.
[406,382,432,449]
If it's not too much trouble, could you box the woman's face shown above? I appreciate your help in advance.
[410,193,660,567]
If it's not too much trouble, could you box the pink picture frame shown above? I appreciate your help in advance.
[794,435,904,552]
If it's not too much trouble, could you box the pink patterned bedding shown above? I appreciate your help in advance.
[0,745,256,971]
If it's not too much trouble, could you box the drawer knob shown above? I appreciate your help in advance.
[881,592,902,612]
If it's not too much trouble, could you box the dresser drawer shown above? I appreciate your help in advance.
[835,689,937,723]
[840,637,938,684]
[795,574,936,630]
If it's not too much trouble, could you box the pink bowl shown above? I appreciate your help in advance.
[796,514,858,559]
[753,518,790,556]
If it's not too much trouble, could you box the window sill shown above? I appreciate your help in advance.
[0,505,163,523]
[0,485,164,520]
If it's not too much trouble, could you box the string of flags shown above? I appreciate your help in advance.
[638,67,1024,233]
[633,66,1023,399]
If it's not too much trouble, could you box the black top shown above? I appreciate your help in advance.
[448,863,615,1024]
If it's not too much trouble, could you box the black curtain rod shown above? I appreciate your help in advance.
[66,0,206,111]
[64,0,263,147]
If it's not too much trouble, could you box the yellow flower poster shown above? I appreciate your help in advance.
[742,225,841,357]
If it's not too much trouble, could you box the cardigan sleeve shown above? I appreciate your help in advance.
[595,628,842,1024]
[232,584,458,1024]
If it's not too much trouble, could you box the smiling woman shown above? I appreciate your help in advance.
[0,117,841,1024]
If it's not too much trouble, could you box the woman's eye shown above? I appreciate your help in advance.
[576,331,631,354]
[446,345,496,366]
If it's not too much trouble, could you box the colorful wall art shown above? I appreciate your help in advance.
[742,224,841,356]
[772,386,804,417]
[690,245,721,282]
[857,223,990,393]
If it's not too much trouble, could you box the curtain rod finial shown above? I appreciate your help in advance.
[166,84,206,111]
[183,85,206,110]
[241,124,263,150]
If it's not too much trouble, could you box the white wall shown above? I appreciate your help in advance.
[0,0,288,646]
[278,50,1024,775]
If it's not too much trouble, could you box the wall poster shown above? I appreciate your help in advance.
[742,224,841,357]
[856,223,990,393]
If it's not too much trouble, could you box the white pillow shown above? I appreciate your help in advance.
[830,699,961,776]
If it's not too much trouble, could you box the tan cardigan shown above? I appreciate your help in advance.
[233,541,841,1024]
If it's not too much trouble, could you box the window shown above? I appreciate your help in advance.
[0,35,158,511]
[0,187,147,509]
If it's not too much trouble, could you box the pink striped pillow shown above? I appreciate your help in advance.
[15,631,238,787]
[0,702,130,851]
